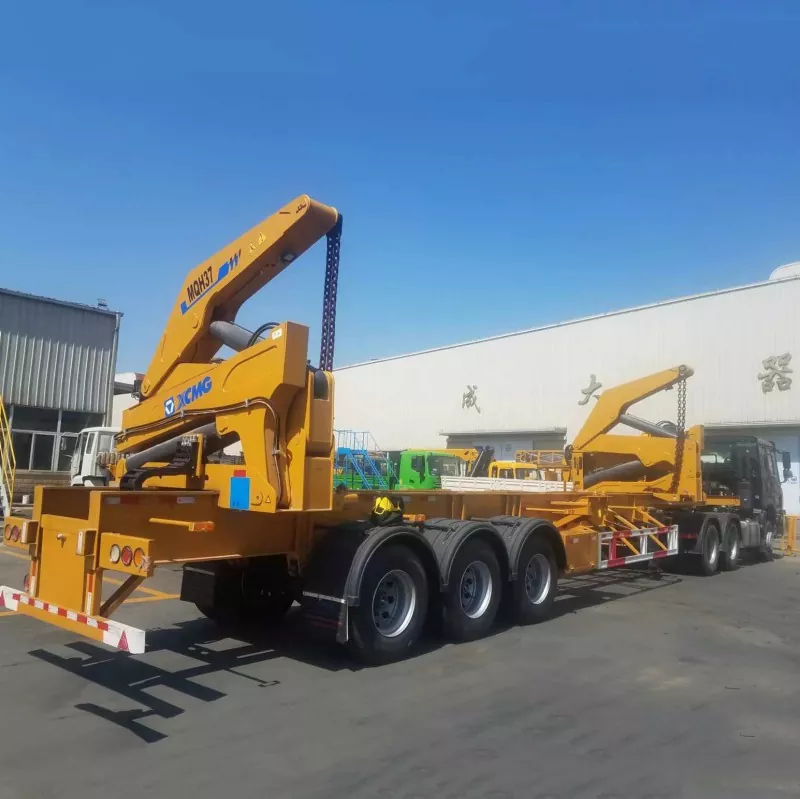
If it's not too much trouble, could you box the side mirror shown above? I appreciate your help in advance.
[782,451,793,482]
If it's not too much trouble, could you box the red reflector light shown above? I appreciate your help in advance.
[10,526,20,543]
[121,546,133,567]
[23,574,30,593]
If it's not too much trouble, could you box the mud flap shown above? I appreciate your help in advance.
[300,524,367,644]
[302,591,350,643]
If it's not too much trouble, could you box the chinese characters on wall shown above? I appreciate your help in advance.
[462,385,481,413]
[758,353,792,393]
[579,374,602,405]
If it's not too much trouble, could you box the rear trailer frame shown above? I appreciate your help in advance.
[1,483,683,657]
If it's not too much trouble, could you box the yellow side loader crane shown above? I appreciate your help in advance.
[0,196,782,664]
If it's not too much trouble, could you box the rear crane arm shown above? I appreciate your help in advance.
[571,365,693,452]
[140,195,341,400]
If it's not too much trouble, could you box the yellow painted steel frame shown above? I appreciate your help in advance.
[8,481,677,626]
[514,451,571,482]
[115,325,336,513]
[112,195,340,515]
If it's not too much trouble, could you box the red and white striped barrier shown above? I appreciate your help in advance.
[0,586,145,654]
[597,525,679,570]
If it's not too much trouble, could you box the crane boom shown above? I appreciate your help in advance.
[140,195,340,399]
[571,365,693,451]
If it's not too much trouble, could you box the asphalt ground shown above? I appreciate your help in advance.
[0,545,798,799]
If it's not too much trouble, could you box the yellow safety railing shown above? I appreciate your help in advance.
[0,394,15,514]
[782,515,797,557]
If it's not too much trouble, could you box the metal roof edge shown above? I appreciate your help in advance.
[337,273,800,370]
[704,420,800,430]
[0,286,122,317]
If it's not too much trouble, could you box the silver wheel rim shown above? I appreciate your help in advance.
[372,569,416,638]
[524,553,551,605]
[765,528,774,549]
[730,535,739,561]
[707,535,719,566]
[459,561,493,619]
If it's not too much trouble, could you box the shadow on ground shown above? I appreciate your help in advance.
[28,565,687,744]
[29,610,349,743]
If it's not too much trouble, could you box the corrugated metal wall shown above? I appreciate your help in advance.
[0,291,120,415]
[333,275,800,451]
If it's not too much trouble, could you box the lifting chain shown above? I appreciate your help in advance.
[319,215,343,372]
[670,377,687,494]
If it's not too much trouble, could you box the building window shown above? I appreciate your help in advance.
[61,410,104,433]
[32,435,55,471]
[11,432,32,470]
[10,431,55,471]
[12,406,59,432]
[8,405,106,471]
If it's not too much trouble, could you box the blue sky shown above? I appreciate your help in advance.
[1,0,798,372]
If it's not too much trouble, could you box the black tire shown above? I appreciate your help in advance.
[699,523,721,576]
[720,520,740,572]
[441,537,502,642]
[508,535,558,624]
[348,543,429,665]
[759,522,775,562]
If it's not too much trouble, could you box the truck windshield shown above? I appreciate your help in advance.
[702,438,761,496]
[701,440,736,465]
[427,456,463,477]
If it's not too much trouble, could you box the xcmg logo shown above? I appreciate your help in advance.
[164,376,213,417]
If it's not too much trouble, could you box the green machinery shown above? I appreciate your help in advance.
[334,431,470,491]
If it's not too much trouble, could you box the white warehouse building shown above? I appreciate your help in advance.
[333,263,800,516]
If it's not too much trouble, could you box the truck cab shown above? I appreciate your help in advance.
[701,433,791,551]
[391,450,467,490]
[703,435,787,516]
[69,426,119,486]
[488,461,541,480]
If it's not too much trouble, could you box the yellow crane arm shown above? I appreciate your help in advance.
[571,365,693,451]
[140,195,340,399]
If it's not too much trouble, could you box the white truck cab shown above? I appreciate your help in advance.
[69,426,119,486]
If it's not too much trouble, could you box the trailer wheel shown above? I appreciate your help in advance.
[720,521,740,572]
[441,537,502,642]
[508,535,558,624]
[348,543,429,665]
[699,523,721,576]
